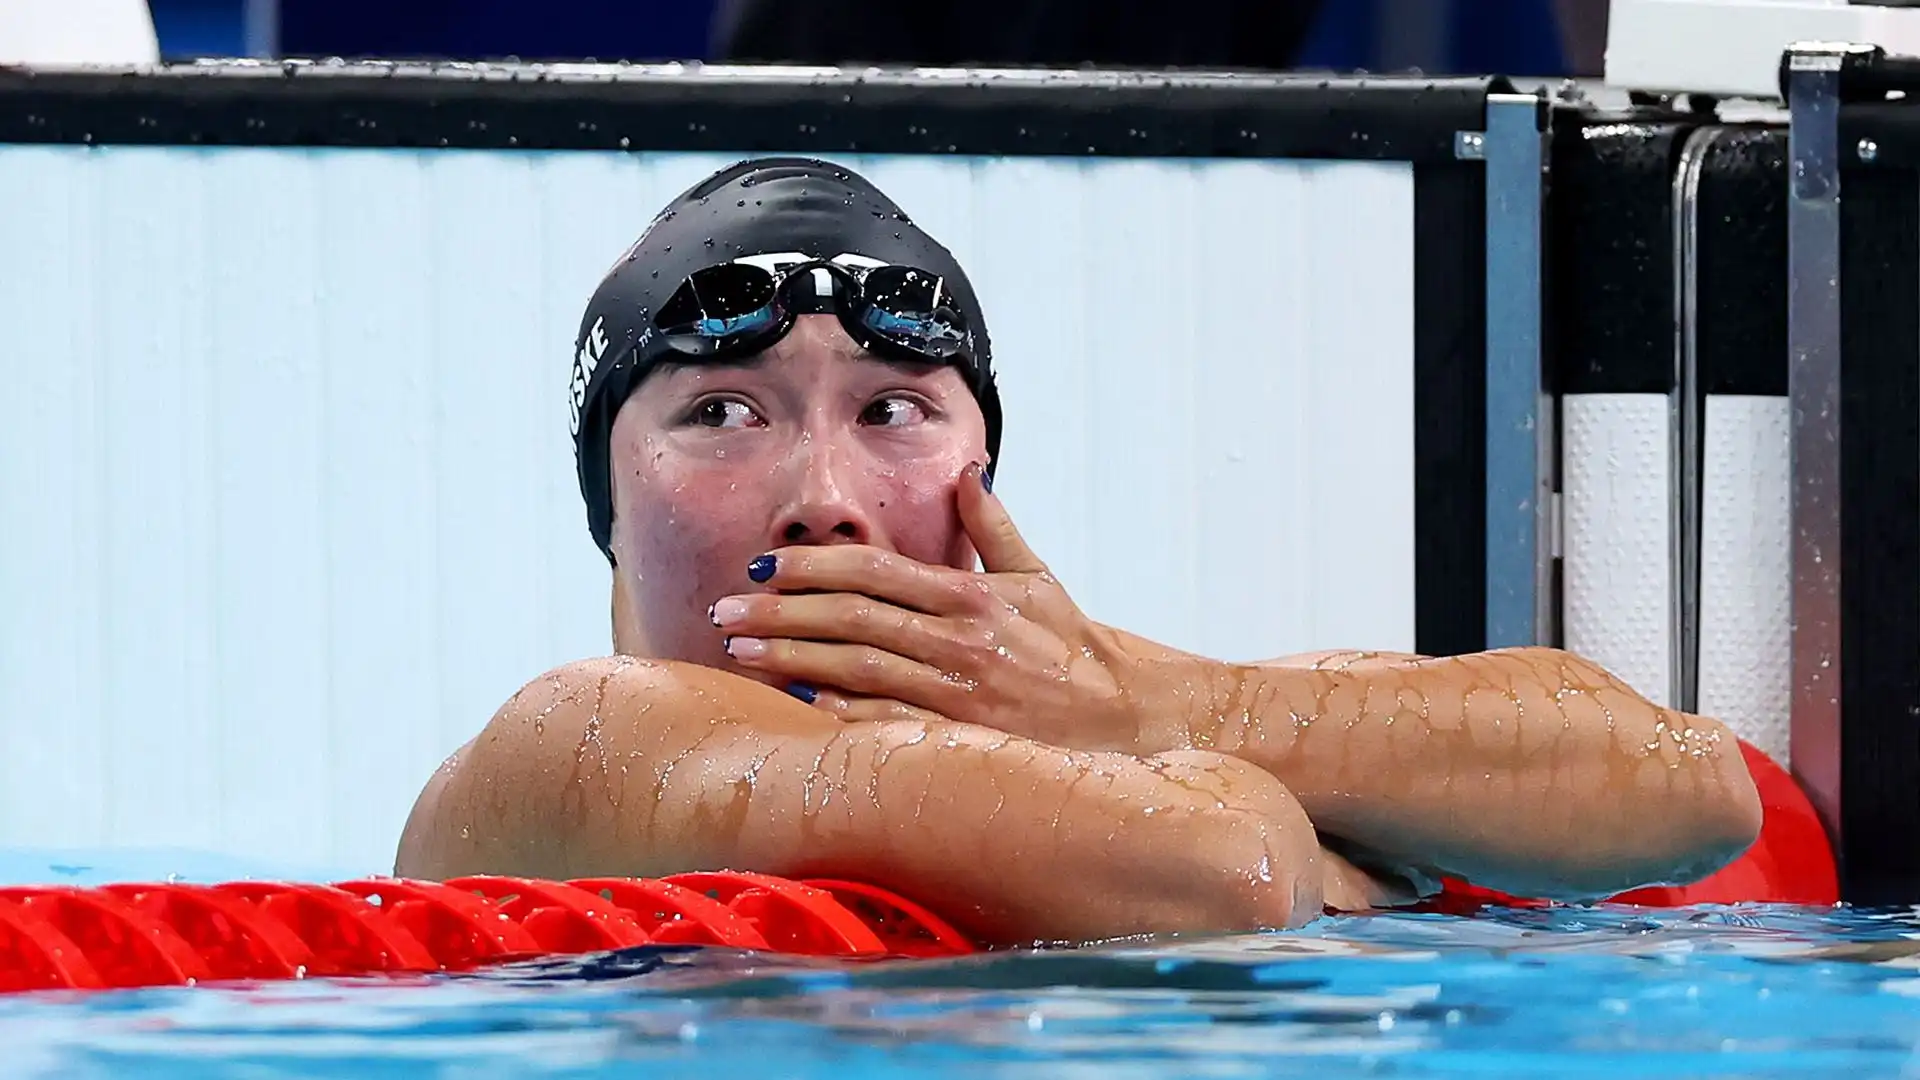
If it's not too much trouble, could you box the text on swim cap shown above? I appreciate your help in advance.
[569,316,609,439]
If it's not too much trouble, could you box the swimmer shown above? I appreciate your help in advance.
[394,158,1765,946]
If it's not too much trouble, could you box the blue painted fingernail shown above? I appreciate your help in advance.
[981,467,994,494]
[747,554,777,583]
[786,682,817,704]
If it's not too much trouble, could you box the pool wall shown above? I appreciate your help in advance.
[0,69,1461,872]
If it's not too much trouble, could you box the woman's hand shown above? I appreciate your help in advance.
[709,462,1200,753]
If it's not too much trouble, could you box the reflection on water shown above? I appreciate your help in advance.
[6,906,1920,1078]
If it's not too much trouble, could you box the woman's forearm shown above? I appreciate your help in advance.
[1143,646,1765,900]
[779,728,1329,944]
[400,657,1330,947]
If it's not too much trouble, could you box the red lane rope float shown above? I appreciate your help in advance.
[447,877,652,955]
[663,871,888,957]
[564,877,768,950]
[0,887,212,990]
[0,897,105,993]
[801,879,977,959]
[331,879,545,971]
[0,871,975,994]
[100,883,315,981]
[211,882,440,976]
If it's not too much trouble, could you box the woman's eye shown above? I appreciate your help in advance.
[860,396,929,427]
[690,399,764,429]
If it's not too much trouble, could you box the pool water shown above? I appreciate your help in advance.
[2,855,1920,1078]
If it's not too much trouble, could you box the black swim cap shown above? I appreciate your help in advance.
[569,157,1002,564]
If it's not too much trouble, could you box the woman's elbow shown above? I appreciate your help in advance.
[1564,727,1768,900]
[1687,737,1767,876]
[1151,751,1328,931]
[1189,810,1328,931]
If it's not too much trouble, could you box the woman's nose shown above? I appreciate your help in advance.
[773,443,876,547]
[780,516,866,544]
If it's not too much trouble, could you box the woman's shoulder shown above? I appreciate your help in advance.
[486,654,840,749]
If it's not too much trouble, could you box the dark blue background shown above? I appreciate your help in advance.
[148,0,1569,76]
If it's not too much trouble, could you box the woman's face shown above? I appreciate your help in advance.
[606,314,990,681]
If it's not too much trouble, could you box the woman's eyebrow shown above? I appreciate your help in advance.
[655,354,776,382]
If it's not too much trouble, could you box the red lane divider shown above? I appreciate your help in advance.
[0,897,104,993]
[801,879,977,959]
[565,877,768,950]
[663,872,888,957]
[0,872,974,994]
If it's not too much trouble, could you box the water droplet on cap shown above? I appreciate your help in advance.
[737,200,746,207]
[704,238,715,247]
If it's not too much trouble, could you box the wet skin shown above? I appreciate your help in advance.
[395,316,1764,946]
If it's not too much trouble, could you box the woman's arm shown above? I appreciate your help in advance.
[1125,642,1764,901]
[396,656,1333,946]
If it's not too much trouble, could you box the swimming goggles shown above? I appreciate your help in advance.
[652,256,972,367]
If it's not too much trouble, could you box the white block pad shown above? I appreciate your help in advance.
[1563,394,1675,708]
[1697,395,1792,767]
[1607,0,1920,99]
[0,0,158,66]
